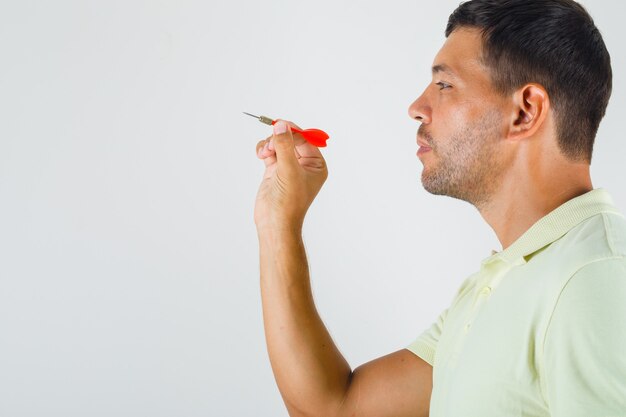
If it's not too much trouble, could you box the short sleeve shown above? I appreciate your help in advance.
[406,307,448,366]
[406,274,477,366]
[543,257,626,416]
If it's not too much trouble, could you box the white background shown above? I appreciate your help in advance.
[1,1,624,416]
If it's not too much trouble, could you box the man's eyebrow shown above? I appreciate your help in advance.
[432,63,455,76]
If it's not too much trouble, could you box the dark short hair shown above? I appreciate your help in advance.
[446,0,612,164]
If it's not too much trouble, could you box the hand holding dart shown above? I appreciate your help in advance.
[243,112,330,147]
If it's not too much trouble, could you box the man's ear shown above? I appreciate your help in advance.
[507,83,550,141]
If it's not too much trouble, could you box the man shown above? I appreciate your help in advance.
[254,0,626,416]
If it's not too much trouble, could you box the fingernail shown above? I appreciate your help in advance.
[273,120,288,135]
[268,139,274,151]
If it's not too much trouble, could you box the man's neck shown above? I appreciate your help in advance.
[478,167,593,251]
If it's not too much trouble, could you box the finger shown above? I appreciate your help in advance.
[263,152,277,168]
[256,137,272,157]
[272,120,300,174]
[278,119,303,131]
[253,138,277,169]
[259,146,305,170]
[274,119,324,160]
[260,144,277,168]
[257,138,281,164]
[256,139,270,158]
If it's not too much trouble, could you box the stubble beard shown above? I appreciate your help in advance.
[420,110,506,209]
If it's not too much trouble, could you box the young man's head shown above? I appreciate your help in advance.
[409,0,612,207]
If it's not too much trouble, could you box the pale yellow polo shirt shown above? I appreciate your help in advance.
[407,188,626,416]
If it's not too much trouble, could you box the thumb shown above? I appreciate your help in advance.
[272,120,300,172]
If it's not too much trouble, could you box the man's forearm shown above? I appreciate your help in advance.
[258,229,351,417]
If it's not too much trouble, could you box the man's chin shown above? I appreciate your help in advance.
[421,173,442,195]
[421,174,483,206]
[420,167,437,188]
[421,172,453,197]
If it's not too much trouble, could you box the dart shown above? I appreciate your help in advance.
[243,112,330,147]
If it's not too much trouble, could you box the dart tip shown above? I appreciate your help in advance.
[242,112,259,119]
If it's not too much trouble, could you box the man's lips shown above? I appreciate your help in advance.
[417,136,432,154]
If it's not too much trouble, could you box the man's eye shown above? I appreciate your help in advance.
[436,82,451,90]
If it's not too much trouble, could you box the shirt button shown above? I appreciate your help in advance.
[480,286,492,296]
[464,323,471,332]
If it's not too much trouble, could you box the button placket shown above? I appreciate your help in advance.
[463,263,509,334]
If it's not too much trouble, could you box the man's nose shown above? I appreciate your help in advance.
[407,91,431,124]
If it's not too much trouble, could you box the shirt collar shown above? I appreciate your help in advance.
[482,188,622,266]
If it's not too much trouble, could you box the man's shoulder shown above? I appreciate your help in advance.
[518,211,626,299]
[531,213,626,348]
[558,211,626,298]
[548,210,626,265]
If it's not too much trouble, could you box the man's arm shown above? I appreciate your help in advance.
[255,120,432,416]
[543,258,626,415]
[259,229,432,417]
